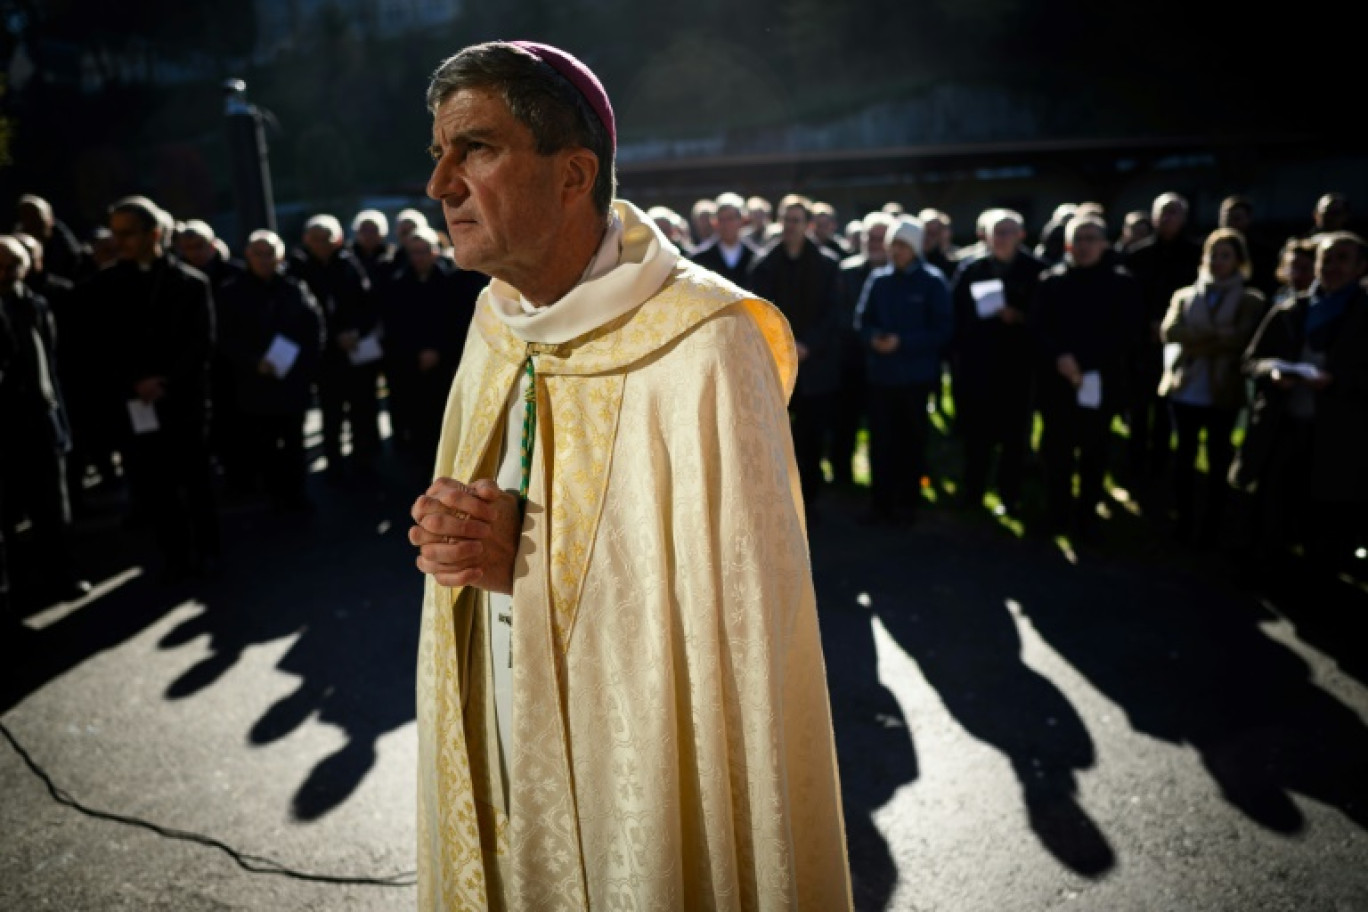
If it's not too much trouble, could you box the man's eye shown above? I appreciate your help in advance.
[427,145,442,162]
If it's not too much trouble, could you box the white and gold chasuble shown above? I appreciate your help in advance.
[416,202,853,910]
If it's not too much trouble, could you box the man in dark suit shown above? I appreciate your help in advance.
[80,196,220,580]
[749,194,844,519]
[688,192,758,291]
[0,235,89,610]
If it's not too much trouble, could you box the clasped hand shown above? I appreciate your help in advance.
[410,477,522,594]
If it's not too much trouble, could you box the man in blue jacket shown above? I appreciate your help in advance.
[854,216,953,525]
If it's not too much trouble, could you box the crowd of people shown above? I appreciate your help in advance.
[660,189,1366,574]
[1,186,1364,617]
[0,193,488,614]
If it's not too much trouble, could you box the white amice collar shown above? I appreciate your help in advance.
[490,200,681,343]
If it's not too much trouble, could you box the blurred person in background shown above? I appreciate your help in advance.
[14,194,86,283]
[950,208,1046,519]
[286,214,380,488]
[0,235,88,608]
[1034,202,1078,267]
[647,205,688,251]
[688,191,758,290]
[1218,195,1278,298]
[349,209,398,286]
[1158,229,1267,546]
[390,207,430,275]
[689,197,717,249]
[174,220,242,289]
[382,225,485,462]
[87,227,118,272]
[745,194,772,246]
[216,230,324,513]
[1271,236,1318,305]
[1116,210,1153,255]
[1123,191,1201,484]
[750,193,844,522]
[844,218,864,255]
[853,216,953,526]
[1033,215,1145,542]
[831,211,892,488]
[1307,192,1351,238]
[1231,231,1368,572]
[812,202,850,258]
[175,220,246,493]
[80,196,219,580]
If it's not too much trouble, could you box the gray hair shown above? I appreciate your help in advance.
[1151,192,1189,221]
[1065,214,1108,245]
[351,209,390,237]
[16,194,53,223]
[862,212,894,234]
[304,214,344,241]
[426,41,616,215]
[180,219,216,241]
[980,208,1024,234]
[247,229,285,259]
[714,192,747,218]
[0,235,32,275]
[108,195,165,233]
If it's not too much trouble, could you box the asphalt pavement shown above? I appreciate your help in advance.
[3,431,1367,911]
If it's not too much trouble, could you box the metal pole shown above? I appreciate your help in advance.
[223,78,277,250]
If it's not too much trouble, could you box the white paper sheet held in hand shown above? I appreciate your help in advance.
[970,279,1006,319]
[1163,342,1182,374]
[348,331,384,366]
[1077,371,1102,409]
[126,399,160,435]
[264,334,301,378]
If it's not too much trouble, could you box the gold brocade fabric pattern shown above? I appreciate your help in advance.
[416,263,852,910]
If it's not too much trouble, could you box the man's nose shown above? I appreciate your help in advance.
[427,157,466,203]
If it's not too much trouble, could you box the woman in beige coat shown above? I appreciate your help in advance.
[1158,228,1268,544]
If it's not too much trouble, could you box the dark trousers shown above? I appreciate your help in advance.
[243,411,307,507]
[1126,359,1171,478]
[124,426,220,573]
[1041,402,1112,532]
[0,436,75,596]
[1170,401,1238,541]
[320,360,380,476]
[868,383,933,518]
[828,361,866,486]
[959,386,1033,510]
[791,391,836,506]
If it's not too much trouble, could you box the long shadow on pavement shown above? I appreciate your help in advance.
[1007,525,1368,838]
[155,467,425,821]
[815,562,917,912]
[813,501,1114,892]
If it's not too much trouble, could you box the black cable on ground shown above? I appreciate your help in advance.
[0,719,415,888]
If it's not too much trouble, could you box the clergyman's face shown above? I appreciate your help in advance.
[303,227,338,262]
[780,205,808,247]
[1068,226,1107,266]
[989,219,1023,262]
[245,240,280,280]
[355,220,383,252]
[427,87,567,278]
[109,211,159,263]
[406,237,437,276]
[177,232,215,269]
[716,206,743,245]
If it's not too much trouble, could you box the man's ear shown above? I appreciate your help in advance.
[561,148,599,204]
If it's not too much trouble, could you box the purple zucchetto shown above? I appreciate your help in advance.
[508,41,616,151]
